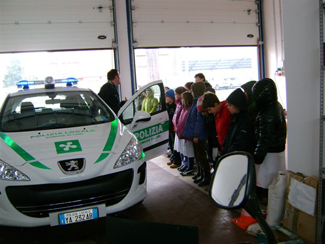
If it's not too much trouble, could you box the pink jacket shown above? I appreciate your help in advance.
[176,106,190,139]
[172,100,183,128]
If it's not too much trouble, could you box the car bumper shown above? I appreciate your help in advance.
[0,162,147,227]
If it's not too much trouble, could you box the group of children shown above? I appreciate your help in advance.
[164,75,287,200]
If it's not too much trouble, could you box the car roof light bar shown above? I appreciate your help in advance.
[16,77,79,90]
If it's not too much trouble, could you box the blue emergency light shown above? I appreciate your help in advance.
[61,77,78,87]
[16,80,35,89]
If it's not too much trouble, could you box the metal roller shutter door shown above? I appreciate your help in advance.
[0,0,114,52]
[131,0,259,48]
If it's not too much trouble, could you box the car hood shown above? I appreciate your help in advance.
[0,119,135,183]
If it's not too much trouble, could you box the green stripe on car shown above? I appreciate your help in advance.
[0,132,51,170]
[139,151,145,160]
[103,118,118,151]
[29,161,51,169]
[94,118,118,163]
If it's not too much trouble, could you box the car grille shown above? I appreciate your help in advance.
[6,169,133,218]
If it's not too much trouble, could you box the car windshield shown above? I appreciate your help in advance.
[0,90,114,132]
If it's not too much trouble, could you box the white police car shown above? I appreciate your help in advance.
[0,77,169,227]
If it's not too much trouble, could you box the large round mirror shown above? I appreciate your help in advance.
[210,153,249,208]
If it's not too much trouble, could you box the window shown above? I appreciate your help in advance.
[0,50,114,106]
[119,83,165,125]
[134,47,259,101]
[0,90,114,132]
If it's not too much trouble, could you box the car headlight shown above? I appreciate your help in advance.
[0,159,30,181]
[114,137,143,169]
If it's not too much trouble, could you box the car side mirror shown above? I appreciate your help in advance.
[209,151,277,244]
[210,152,251,209]
[131,111,151,129]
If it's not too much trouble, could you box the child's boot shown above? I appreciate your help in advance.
[198,171,211,187]
[180,157,194,176]
[194,169,204,183]
[192,160,201,180]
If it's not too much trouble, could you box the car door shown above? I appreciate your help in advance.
[118,80,169,161]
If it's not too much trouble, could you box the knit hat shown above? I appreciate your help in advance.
[165,89,175,101]
[226,88,247,111]
[197,96,206,112]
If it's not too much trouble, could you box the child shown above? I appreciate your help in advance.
[142,87,158,113]
[252,78,287,203]
[197,95,219,168]
[241,80,257,123]
[182,82,210,187]
[222,88,255,155]
[201,92,231,154]
[224,89,258,230]
[194,73,213,90]
[169,86,187,168]
[184,81,193,92]
[165,89,181,167]
[176,91,195,176]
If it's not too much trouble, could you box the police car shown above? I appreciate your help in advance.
[0,77,169,227]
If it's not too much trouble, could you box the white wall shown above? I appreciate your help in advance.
[281,0,320,176]
[263,0,287,109]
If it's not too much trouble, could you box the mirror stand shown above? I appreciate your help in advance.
[245,195,277,244]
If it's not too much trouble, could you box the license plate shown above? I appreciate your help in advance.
[58,207,98,225]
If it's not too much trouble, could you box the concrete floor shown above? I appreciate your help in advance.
[0,155,257,244]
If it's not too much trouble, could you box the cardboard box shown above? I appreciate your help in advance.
[296,176,318,244]
[283,200,299,233]
[282,172,318,244]
[283,172,304,233]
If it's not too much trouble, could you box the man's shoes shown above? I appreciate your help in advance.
[170,164,180,169]
[180,169,194,176]
[167,161,173,166]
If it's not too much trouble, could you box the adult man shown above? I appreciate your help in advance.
[98,69,125,114]
[194,73,212,89]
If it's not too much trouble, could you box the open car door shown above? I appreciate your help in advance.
[118,80,169,161]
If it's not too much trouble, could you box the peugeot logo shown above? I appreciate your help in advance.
[58,158,85,175]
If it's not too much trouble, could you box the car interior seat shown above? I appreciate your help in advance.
[60,95,80,109]
[18,102,37,130]
[20,102,35,116]
[60,95,91,125]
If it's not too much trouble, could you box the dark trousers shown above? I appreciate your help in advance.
[193,140,211,176]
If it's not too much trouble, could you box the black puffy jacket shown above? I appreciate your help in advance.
[252,78,287,164]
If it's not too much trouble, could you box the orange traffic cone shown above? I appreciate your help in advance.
[232,209,257,230]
